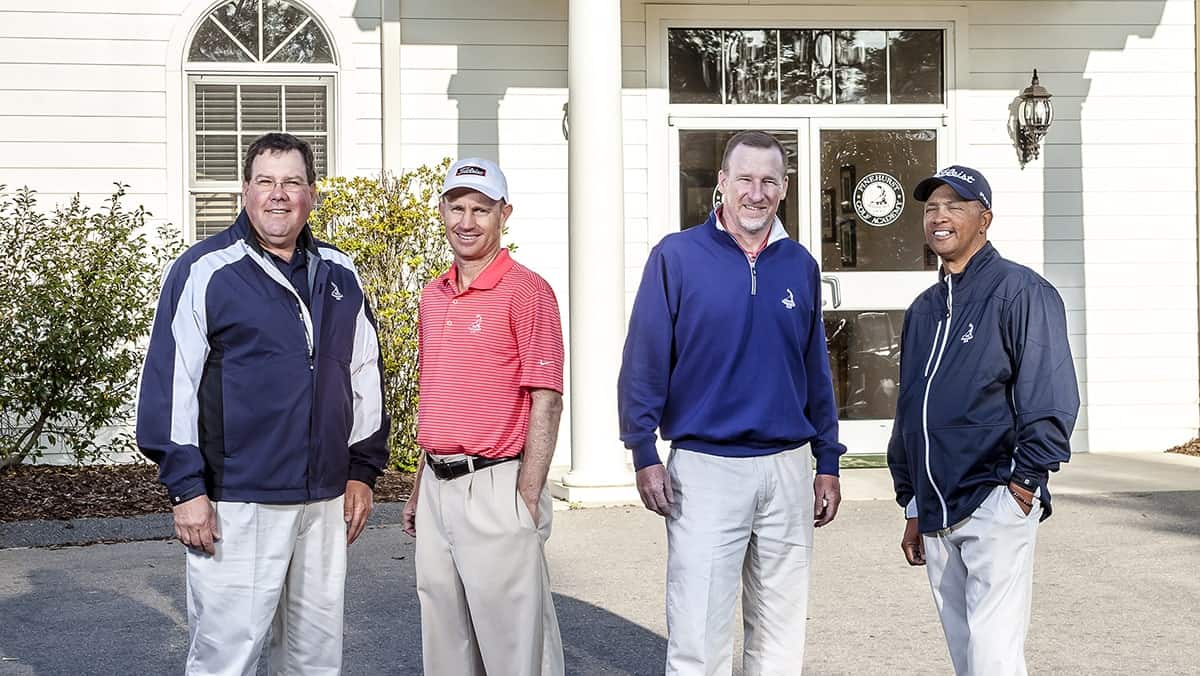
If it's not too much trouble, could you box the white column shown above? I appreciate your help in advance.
[380,0,402,172]
[552,0,636,503]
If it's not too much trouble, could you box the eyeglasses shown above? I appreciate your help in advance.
[250,177,309,194]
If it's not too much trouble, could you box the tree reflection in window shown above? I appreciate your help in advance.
[189,0,334,64]
[669,28,942,104]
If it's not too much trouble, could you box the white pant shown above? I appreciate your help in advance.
[924,484,1042,676]
[665,446,814,676]
[184,496,347,676]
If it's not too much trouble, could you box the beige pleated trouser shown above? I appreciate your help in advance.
[415,457,563,676]
[923,483,1043,676]
[184,496,347,676]
[665,446,815,676]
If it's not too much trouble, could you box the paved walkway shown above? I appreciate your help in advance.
[0,452,1197,675]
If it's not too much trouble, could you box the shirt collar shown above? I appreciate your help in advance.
[441,248,515,294]
[713,207,788,253]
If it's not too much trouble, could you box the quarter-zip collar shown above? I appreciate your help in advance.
[710,207,788,257]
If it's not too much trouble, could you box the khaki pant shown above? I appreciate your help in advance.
[184,496,346,676]
[665,446,815,676]
[415,457,563,676]
[924,484,1043,676]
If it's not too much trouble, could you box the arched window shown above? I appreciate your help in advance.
[186,0,337,239]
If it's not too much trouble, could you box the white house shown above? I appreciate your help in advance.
[2,0,1196,500]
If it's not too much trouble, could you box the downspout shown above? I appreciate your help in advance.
[1195,0,1199,438]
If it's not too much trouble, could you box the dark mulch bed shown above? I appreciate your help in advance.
[0,463,414,523]
[1166,437,1200,457]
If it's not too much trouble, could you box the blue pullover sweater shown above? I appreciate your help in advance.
[618,210,846,474]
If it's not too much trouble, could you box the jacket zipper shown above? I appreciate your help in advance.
[920,273,954,529]
[249,244,315,367]
[749,258,758,296]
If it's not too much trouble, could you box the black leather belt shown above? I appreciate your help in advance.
[426,454,518,480]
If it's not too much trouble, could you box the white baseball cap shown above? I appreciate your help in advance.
[441,157,509,202]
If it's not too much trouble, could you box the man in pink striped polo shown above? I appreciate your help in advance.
[402,157,566,676]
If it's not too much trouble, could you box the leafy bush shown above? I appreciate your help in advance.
[0,185,182,468]
[311,162,452,471]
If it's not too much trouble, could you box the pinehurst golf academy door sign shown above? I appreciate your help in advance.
[853,172,904,227]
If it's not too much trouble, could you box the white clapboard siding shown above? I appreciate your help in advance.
[960,0,1197,450]
[0,142,166,168]
[968,94,1196,122]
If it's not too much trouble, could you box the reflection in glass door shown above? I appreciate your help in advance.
[677,128,800,238]
[813,125,940,450]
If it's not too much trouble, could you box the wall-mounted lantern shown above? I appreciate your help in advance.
[1016,69,1054,163]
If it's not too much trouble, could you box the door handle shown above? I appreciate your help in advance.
[821,275,842,309]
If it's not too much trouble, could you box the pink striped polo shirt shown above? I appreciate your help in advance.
[417,248,564,458]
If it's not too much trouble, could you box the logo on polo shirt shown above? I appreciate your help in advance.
[468,314,483,334]
[456,165,487,177]
[781,289,795,309]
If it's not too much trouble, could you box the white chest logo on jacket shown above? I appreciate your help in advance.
[960,323,975,344]
[781,289,796,310]
[330,281,343,301]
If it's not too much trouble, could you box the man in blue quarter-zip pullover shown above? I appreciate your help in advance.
[888,166,1078,676]
[618,130,845,676]
[137,133,389,675]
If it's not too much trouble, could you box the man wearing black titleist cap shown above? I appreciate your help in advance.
[887,165,1079,675]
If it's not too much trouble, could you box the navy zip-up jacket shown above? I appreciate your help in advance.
[887,242,1078,533]
[618,210,846,474]
[136,211,390,506]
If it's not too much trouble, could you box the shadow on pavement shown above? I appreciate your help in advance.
[1059,490,1200,539]
[0,566,185,674]
[557,594,667,675]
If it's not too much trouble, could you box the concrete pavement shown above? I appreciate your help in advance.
[0,452,1197,674]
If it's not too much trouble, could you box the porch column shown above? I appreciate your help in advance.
[553,0,636,503]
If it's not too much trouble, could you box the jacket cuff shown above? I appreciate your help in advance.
[348,463,381,489]
[1011,466,1048,493]
[904,496,918,519]
[632,442,662,470]
[168,480,207,507]
[814,448,841,477]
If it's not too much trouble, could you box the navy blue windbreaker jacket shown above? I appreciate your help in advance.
[887,243,1079,533]
[136,211,390,506]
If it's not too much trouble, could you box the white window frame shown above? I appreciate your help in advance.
[643,4,969,244]
[182,0,341,242]
[186,73,337,240]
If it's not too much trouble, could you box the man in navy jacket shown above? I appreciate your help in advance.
[619,131,845,675]
[888,166,1078,676]
[137,133,389,674]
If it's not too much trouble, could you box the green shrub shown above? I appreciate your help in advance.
[311,162,452,471]
[0,185,182,468]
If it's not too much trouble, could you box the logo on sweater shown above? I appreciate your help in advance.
[468,314,483,334]
[781,289,796,309]
[960,323,974,343]
[330,281,343,301]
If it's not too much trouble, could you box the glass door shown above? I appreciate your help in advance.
[808,119,944,451]
[670,118,806,238]
[669,118,943,453]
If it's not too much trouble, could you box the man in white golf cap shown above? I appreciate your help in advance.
[402,157,567,675]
